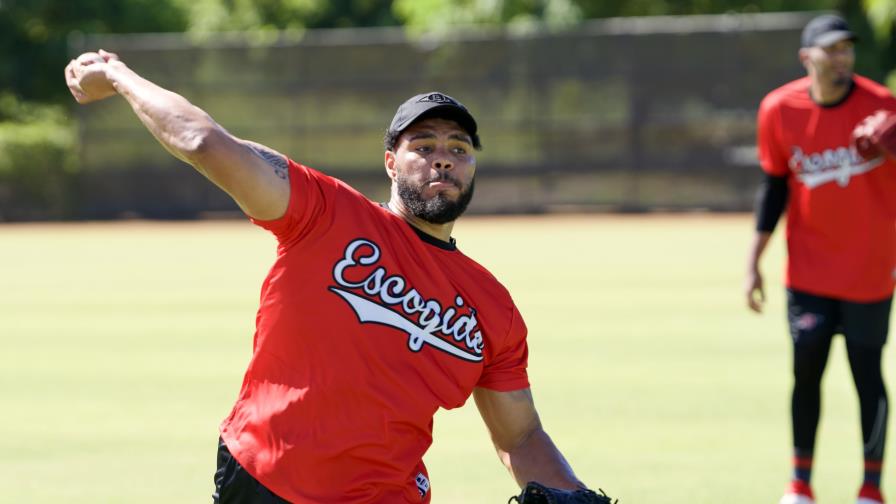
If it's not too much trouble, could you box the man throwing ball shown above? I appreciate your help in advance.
[746,14,896,504]
[65,50,612,503]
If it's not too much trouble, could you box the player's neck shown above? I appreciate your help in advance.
[810,78,852,106]
[386,199,455,243]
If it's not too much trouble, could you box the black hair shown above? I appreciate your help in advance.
[384,129,402,152]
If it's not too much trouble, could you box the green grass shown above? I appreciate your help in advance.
[1,215,892,503]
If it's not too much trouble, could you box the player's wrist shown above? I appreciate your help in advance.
[104,61,132,93]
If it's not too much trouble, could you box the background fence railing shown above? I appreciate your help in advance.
[70,11,818,218]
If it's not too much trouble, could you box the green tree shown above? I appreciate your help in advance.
[391,0,844,30]
[574,0,837,17]
[0,0,188,104]
[393,0,582,32]
[863,0,896,39]
[861,0,896,87]
[306,0,398,28]
[173,0,398,33]
[173,0,321,33]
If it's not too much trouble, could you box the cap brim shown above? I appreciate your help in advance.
[811,30,857,47]
[395,104,477,138]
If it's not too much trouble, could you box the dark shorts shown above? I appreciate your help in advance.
[786,288,892,348]
[213,438,289,504]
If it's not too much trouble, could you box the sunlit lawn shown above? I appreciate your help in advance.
[1,215,892,503]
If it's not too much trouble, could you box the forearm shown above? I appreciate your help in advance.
[499,428,583,490]
[106,61,219,166]
[747,231,772,270]
[749,174,786,270]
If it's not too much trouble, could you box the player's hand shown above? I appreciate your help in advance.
[745,267,765,313]
[65,49,122,104]
[851,109,896,161]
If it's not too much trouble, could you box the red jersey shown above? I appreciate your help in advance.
[757,74,896,301]
[219,160,530,503]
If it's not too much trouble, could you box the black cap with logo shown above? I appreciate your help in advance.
[387,92,480,149]
[802,14,857,48]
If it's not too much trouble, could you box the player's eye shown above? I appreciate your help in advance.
[415,145,432,153]
[452,147,467,155]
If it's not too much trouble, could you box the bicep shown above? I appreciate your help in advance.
[474,387,541,452]
[755,174,789,233]
[757,101,789,176]
[190,129,291,220]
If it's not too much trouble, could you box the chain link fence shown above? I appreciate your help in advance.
[70,12,818,218]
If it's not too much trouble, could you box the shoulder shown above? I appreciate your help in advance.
[852,74,896,103]
[452,250,516,303]
[277,158,382,231]
[853,74,891,95]
[761,77,811,110]
[287,158,371,202]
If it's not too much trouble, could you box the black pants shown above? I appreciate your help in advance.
[787,289,890,460]
[213,438,290,504]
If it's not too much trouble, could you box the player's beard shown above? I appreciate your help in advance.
[832,71,853,88]
[397,173,475,224]
[819,60,853,89]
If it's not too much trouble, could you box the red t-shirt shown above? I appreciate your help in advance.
[757,74,896,301]
[219,160,530,503]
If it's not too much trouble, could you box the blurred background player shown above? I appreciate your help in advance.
[745,13,896,504]
[64,50,609,503]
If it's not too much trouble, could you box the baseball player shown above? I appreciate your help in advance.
[64,50,612,503]
[745,14,896,504]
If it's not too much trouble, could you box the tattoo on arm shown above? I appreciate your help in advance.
[247,143,289,180]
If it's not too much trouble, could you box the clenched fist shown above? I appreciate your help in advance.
[851,109,896,161]
[64,49,123,104]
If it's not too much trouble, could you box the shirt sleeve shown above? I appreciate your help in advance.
[248,159,334,249]
[883,95,896,113]
[757,96,790,176]
[476,303,530,391]
[755,173,789,233]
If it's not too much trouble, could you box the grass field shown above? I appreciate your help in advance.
[1,214,893,503]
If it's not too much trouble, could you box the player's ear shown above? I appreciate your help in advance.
[798,48,810,67]
[385,150,398,181]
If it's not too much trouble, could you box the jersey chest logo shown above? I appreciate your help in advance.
[789,145,883,189]
[330,238,485,362]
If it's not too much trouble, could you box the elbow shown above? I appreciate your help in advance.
[166,104,222,157]
[180,123,216,155]
[178,122,225,163]
[497,423,543,455]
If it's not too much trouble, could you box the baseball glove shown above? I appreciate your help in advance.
[851,109,896,161]
[508,481,617,504]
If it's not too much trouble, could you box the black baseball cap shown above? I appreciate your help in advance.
[802,14,857,48]
[387,92,481,149]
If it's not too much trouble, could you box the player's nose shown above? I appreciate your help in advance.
[433,159,453,170]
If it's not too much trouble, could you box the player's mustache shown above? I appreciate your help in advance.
[426,173,462,188]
